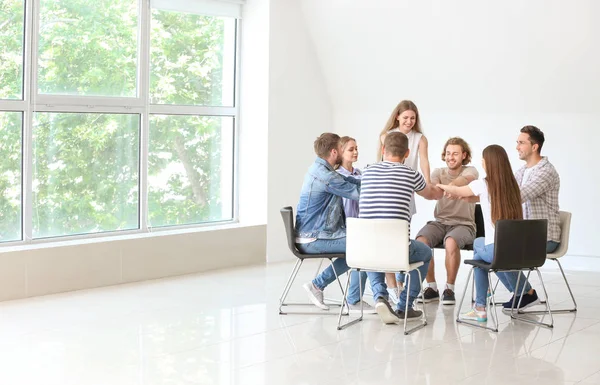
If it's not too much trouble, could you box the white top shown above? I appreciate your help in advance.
[468,179,495,245]
[521,167,533,216]
[388,128,422,216]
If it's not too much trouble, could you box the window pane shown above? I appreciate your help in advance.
[0,0,24,100]
[38,0,138,97]
[150,10,236,106]
[148,115,233,227]
[33,113,139,238]
[0,111,22,242]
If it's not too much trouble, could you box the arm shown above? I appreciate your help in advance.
[419,135,431,184]
[416,183,443,200]
[519,170,554,203]
[449,167,478,187]
[326,173,361,201]
[436,183,475,198]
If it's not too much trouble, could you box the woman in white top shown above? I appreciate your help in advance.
[378,100,431,303]
[437,145,537,322]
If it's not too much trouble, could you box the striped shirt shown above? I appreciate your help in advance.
[359,161,426,232]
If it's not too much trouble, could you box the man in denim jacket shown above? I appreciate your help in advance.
[296,133,362,310]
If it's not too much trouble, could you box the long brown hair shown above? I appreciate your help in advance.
[377,100,422,160]
[482,145,522,224]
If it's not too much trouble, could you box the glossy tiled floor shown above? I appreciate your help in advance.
[2,255,600,385]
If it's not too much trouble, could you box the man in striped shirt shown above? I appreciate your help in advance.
[360,132,442,323]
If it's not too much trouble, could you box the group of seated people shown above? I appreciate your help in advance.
[294,103,561,325]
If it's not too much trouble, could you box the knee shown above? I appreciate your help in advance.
[444,237,459,252]
[416,236,431,247]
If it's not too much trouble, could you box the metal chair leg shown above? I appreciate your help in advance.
[337,270,360,330]
[457,267,498,332]
[509,269,554,328]
[533,259,577,313]
[279,258,345,315]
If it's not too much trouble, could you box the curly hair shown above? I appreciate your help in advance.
[441,137,472,165]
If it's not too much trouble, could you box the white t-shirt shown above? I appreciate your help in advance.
[468,179,495,245]
[521,167,533,215]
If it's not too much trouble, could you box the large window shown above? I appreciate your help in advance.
[0,0,241,244]
[0,0,25,100]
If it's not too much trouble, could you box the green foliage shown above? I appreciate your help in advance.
[0,0,234,240]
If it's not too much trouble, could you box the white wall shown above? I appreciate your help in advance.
[266,0,334,262]
[300,0,600,257]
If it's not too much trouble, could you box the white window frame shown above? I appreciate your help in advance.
[0,0,242,246]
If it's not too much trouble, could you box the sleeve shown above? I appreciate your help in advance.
[414,170,426,192]
[520,168,554,202]
[468,179,485,196]
[326,173,361,200]
[430,168,442,184]
[460,166,479,179]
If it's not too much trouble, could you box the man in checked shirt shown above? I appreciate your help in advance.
[497,125,562,312]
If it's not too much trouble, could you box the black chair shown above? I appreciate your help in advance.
[456,219,552,332]
[278,206,346,315]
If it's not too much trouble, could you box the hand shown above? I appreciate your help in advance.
[444,191,459,200]
[436,183,449,191]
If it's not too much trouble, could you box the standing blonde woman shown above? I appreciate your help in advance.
[378,100,431,303]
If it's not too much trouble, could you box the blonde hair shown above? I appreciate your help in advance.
[335,136,357,170]
[377,100,422,160]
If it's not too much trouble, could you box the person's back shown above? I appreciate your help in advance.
[359,132,441,325]
[359,161,423,226]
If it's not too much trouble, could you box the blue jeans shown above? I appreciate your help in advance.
[472,238,560,307]
[366,240,432,310]
[297,238,367,303]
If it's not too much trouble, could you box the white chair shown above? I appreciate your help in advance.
[337,218,428,335]
[522,211,575,314]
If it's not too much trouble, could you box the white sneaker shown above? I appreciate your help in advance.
[387,287,400,305]
[303,282,329,310]
[344,300,376,314]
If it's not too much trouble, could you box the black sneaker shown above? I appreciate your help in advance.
[502,290,541,311]
[441,289,456,305]
[396,308,423,319]
[375,297,401,324]
[416,287,440,303]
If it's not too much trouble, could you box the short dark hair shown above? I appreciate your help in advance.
[520,125,545,154]
[383,132,409,158]
[314,133,340,158]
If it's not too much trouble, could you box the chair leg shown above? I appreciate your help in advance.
[337,269,364,330]
[279,259,303,314]
[509,269,554,328]
[403,268,428,335]
[534,259,577,313]
[279,258,344,315]
[314,258,343,305]
[457,267,473,322]
[456,267,498,332]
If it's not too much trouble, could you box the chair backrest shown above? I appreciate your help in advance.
[280,206,302,258]
[491,219,548,270]
[474,203,485,239]
[346,218,411,272]
[548,211,572,258]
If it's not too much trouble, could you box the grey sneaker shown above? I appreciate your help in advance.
[441,289,456,305]
[396,308,423,319]
[416,287,440,303]
[375,297,401,324]
[303,282,329,310]
[345,300,376,314]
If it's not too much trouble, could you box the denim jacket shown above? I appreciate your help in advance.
[295,157,361,240]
